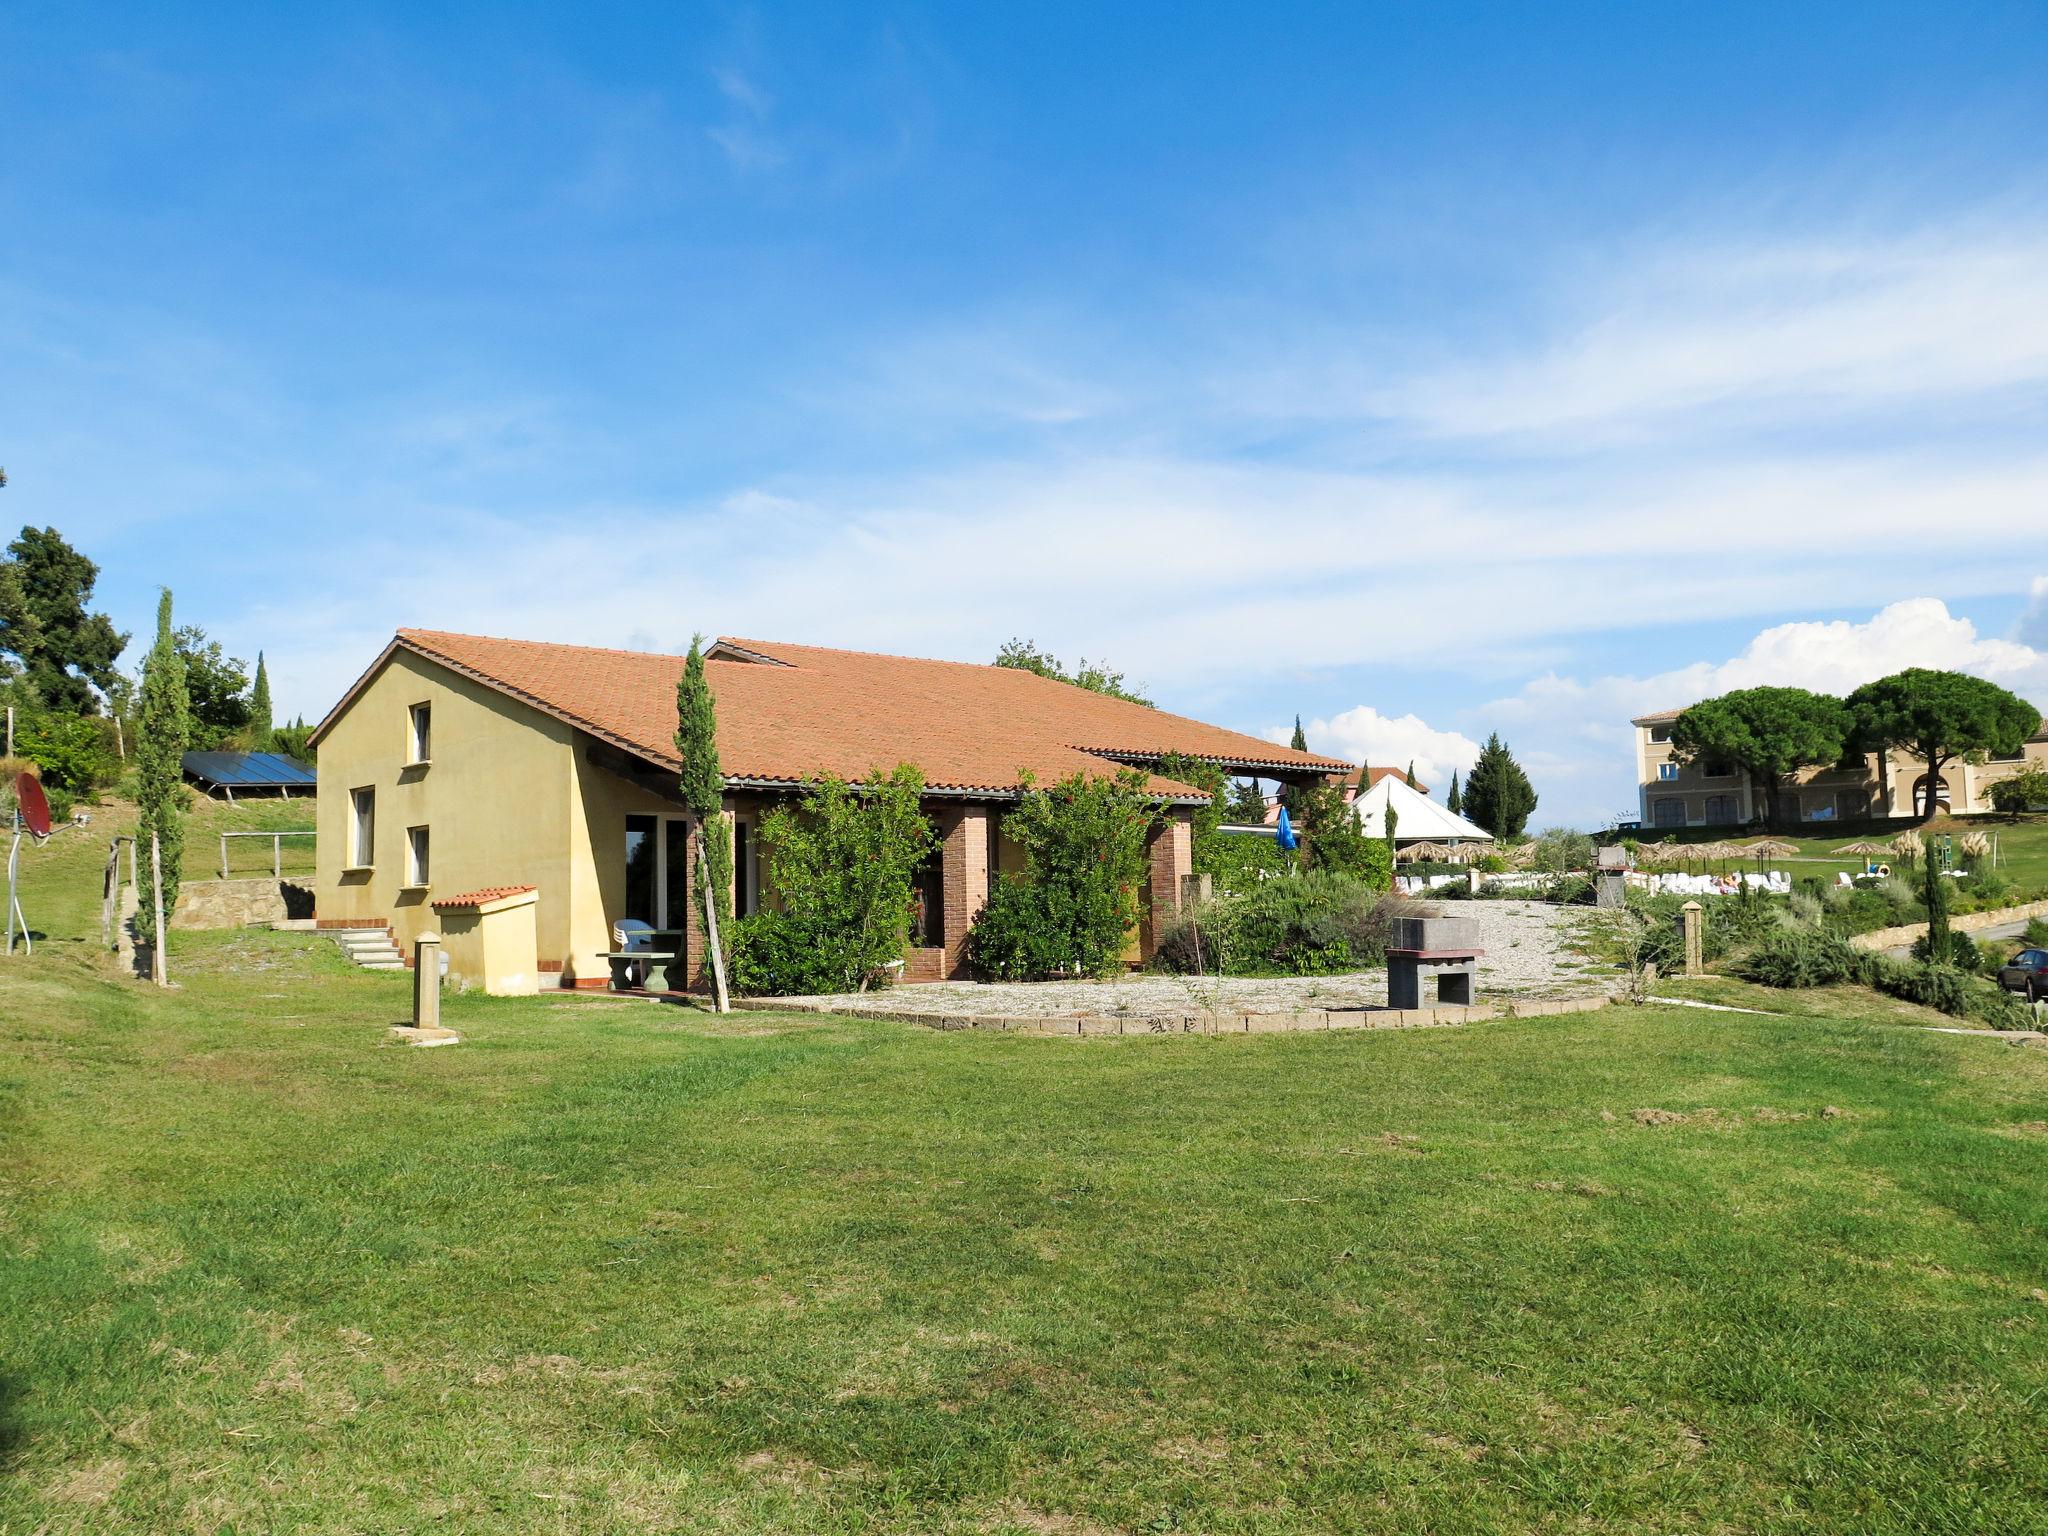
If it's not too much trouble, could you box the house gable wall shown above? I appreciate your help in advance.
[315,649,582,963]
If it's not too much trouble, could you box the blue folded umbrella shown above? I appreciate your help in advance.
[1275,806,1298,851]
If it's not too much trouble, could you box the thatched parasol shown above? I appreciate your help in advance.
[1739,838,1800,859]
[1446,842,1495,864]
[1832,840,1892,856]
[1397,841,1452,864]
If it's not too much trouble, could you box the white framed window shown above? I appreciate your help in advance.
[405,825,430,888]
[1657,762,1680,781]
[1649,725,1672,743]
[350,787,376,868]
[407,701,432,765]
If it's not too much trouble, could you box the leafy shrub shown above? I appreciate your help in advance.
[1199,829,1297,893]
[967,769,1155,981]
[1735,932,1863,988]
[730,909,845,997]
[734,765,937,996]
[2025,916,2048,948]
[1911,928,1982,971]
[1153,874,1415,977]
[1739,940,2037,1030]
[8,707,120,798]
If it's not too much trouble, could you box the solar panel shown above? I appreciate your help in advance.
[181,751,318,789]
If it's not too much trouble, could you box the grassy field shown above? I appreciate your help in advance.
[5,807,2048,1532]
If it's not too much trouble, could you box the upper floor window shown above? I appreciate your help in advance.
[350,787,376,867]
[405,826,430,888]
[408,702,432,765]
[1701,759,1735,778]
[1649,725,1672,743]
[1658,762,1680,781]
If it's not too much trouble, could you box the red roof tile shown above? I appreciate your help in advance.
[432,884,537,909]
[318,631,1348,799]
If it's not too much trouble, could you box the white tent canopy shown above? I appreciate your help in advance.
[1349,775,1492,843]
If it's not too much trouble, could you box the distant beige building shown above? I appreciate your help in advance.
[1630,706,2048,830]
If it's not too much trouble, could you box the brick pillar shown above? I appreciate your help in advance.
[1140,808,1194,960]
[940,804,991,978]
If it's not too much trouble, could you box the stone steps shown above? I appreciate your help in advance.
[330,927,407,971]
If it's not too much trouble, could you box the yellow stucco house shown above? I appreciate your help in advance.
[311,630,1344,992]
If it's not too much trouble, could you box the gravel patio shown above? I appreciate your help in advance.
[766,899,1605,1019]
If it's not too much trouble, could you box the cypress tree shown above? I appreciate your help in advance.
[1446,770,1462,816]
[249,651,273,751]
[1404,760,1417,790]
[1280,716,1311,819]
[675,637,732,1011]
[1463,733,1538,839]
[136,589,190,933]
[1922,833,1951,963]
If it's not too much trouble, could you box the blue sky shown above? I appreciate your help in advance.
[5,1,2048,824]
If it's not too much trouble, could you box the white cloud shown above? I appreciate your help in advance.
[1261,708,1480,797]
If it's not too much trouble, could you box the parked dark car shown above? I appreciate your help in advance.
[1996,948,2048,1002]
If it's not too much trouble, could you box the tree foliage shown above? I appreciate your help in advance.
[1847,668,2040,822]
[994,638,1153,707]
[1224,775,1268,825]
[1989,766,2048,818]
[249,652,274,751]
[174,627,252,749]
[675,638,732,991]
[1445,770,1462,816]
[1295,777,1392,890]
[0,526,128,713]
[968,769,1155,979]
[1670,686,1849,828]
[136,590,190,923]
[1462,734,1538,839]
[7,709,120,799]
[735,764,936,995]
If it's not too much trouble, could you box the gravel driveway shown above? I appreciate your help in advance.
[770,900,1603,1019]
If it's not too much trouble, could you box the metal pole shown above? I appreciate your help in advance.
[221,832,229,880]
[103,840,116,948]
[5,820,20,956]
[151,831,168,987]
[273,834,281,879]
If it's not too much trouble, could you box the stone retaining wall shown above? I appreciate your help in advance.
[1847,898,2048,952]
[168,878,313,931]
[734,991,1614,1037]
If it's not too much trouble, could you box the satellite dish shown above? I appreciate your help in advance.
[14,771,51,841]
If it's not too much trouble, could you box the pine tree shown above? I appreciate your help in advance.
[249,651,274,751]
[136,589,189,947]
[1462,733,1538,839]
[1446,770,1462,816]
[675,637,731,1011]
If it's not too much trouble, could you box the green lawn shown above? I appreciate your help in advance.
[4,809,2048,1532]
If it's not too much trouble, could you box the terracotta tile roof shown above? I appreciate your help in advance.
[319,630,1349,799]
[432,884,537,909]
[1341,763,1430,796]
[1632,706,1686,725]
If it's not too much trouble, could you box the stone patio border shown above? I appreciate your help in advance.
[732,991,1615,1037]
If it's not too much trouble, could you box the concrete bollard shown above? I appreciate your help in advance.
[414,934,442,1030]
[1679,901,1703,978]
